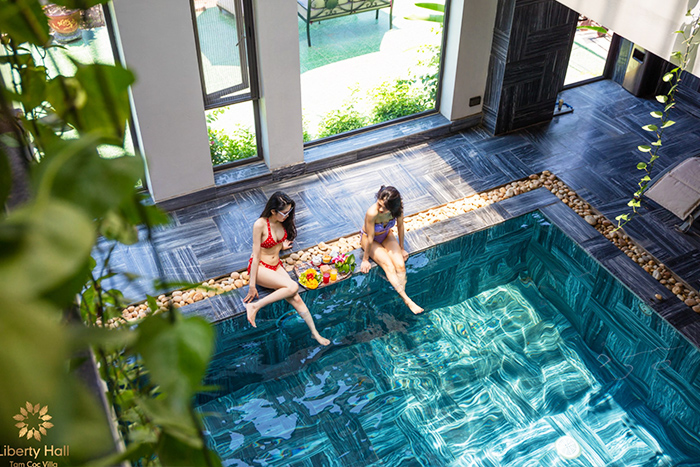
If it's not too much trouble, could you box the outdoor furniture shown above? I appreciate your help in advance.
[297,0,393,47]
[646,156,700,233]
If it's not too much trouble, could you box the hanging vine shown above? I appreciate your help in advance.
[616,9,700,229]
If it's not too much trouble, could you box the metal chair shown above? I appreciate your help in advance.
[297,0,393,47]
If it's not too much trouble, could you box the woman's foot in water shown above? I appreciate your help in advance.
[312,332,331,346]
[404,297,424,314]
[245,302,259,327]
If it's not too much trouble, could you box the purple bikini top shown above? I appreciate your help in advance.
[375,218,396,232]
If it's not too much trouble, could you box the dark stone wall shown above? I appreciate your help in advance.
[483,0,579,135]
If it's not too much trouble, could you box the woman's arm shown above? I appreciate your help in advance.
[360,208,376,273]
[397,215,408,261]
[244,219,264,302]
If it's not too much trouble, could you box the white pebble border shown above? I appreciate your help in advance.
[100,171,699,328]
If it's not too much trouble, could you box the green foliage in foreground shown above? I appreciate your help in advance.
[0,1,221,465]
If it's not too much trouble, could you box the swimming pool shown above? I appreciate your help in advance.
[196,212,700,466]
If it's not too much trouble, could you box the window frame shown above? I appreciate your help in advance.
[190,0,260,110]
[190,0,262,170]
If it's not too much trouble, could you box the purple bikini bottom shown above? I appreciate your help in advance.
[361,228,391,244]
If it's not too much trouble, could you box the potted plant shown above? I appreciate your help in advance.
[43,3,82,43]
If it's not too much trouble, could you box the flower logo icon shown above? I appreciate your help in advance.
[13,402,53,441]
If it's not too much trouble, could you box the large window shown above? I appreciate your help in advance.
[192,0,259,167]
[298,0,445,142]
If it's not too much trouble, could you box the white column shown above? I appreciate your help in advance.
[440,0,499,121]
[252,0,305,170]
[110,0,215,203]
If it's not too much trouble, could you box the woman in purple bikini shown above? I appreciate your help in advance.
[360,186,423,314]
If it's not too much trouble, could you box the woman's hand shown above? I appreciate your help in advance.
[244,285,258,303]
[402,249,409,262]
[360,260,371,274]
[282,239,293,250]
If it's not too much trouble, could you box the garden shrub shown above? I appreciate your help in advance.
[206,108,257,165]
[370,81,430,124]
[317,108,367,138]
[208,126,257,166]
[412,42,441,103]
[302,116,312,142]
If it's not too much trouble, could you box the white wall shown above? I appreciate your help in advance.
[440,0,498,121]
[110,0,215,203]
[558,0,700,77]
[252,0,305,170]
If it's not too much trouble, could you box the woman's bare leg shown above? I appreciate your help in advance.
[245,266,298,327]
[285,293,330,346]
[245,266,330,345]
[365,239,423,314]
[383,232,407,290]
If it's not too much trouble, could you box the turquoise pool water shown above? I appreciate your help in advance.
[196,212,700,466]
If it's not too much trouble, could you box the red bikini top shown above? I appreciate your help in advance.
[260,217,287,249]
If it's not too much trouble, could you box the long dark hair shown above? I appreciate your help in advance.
[376,185,402,218]
[260,191,297,241]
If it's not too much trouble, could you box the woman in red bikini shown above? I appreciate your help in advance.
[244,192,330,346]
[360,186,423,314]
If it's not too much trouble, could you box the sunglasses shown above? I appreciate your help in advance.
[277,207,294,218]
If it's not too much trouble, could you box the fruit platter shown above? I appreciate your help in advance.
[295,252,355,289]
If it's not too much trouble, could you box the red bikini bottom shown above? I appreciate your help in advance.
[248,257,283,274]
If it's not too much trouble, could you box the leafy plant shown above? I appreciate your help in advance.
[206,109,256,165]
[334,254,356,275]
[0,1,221,465]
[302,116,312,142]
[208,126,256,165]
[616,9,700,229]
[577,25,608,35]
[370,81,430,123]
[411,41,441,104]
[317,107,367,138]
[404,3,443,106]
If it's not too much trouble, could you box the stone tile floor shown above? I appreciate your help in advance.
[96,80,700,319]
